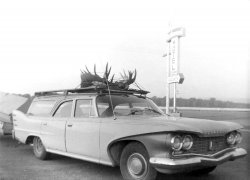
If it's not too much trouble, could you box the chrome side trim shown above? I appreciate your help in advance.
[47,149,113,167]
[14,127,40,135]
[12,130,15,139]
[172,147,235,158]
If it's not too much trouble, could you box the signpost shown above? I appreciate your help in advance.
[165,27,185,115]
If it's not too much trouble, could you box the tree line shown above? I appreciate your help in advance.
[150,97,250,108]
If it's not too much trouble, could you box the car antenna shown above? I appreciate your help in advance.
[105,76,117,120]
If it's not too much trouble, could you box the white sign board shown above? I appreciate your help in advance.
[166,27,185,42]
[169,37,179,77]
[167,73,184,84]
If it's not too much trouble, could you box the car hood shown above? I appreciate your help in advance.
[112,115,243,137]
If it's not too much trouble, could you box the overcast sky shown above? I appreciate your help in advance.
[0,0,249,103]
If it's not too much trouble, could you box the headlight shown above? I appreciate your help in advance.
[235,132,242,144]
[227,132,236,145]
[182,135,193,150]
[171,135,182,151]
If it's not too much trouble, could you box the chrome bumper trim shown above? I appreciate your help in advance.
[172,148,235,158]
[150,148,247,169]
[12,130,15,139]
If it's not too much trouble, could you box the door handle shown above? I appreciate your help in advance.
[67,123,73,127]
[42,122,47,126]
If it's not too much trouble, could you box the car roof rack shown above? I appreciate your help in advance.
[34,85,149,97]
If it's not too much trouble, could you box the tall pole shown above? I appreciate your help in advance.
[173,83,176,113]
[165,42,170,115]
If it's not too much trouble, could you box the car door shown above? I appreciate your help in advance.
[41,100,73,152]
[66,98,100,161]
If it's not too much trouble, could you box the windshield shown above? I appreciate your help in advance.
[96,95,164,117]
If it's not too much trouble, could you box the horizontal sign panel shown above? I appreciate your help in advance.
[166,27,185,42]
[167,73,184,84]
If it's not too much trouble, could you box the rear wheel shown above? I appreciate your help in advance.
[120,142,157,180]
[190,166,216,175]
[33,137,49,160]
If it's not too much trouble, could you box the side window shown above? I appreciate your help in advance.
[28,100,56,117]
[54,101,73,118]
[114,103,130,116]
[74,99,95,118]
[96,102,109,117]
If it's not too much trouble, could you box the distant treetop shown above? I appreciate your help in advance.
[150,96,250,108]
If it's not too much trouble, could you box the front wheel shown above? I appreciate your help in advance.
[120,142,157,180]
[33,137,49,160]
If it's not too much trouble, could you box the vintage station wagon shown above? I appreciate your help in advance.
[12,87,247,180]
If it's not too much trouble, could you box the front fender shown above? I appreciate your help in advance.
[107,133,171,166]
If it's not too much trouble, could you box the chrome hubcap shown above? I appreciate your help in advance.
[127,153,147,178]
[36,138,43,153]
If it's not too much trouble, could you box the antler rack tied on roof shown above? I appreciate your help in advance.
[80,63,137,90]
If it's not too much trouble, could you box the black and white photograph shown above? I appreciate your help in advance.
[0,0,249,180]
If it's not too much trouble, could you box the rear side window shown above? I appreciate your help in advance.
[28,100,56,116]
[74,99,95,118]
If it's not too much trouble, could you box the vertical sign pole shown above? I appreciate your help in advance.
[173,83,176,113]
[170,36,178,114]
[165,42,170,115]
[173,36,180,113]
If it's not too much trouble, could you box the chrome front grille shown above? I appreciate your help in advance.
[184,136,228,155]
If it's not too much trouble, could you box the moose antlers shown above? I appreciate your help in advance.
[121,70,137,84]
[80,63,136,89]
[119,69,137,89]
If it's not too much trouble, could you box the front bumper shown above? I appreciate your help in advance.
[150,148,247,174]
